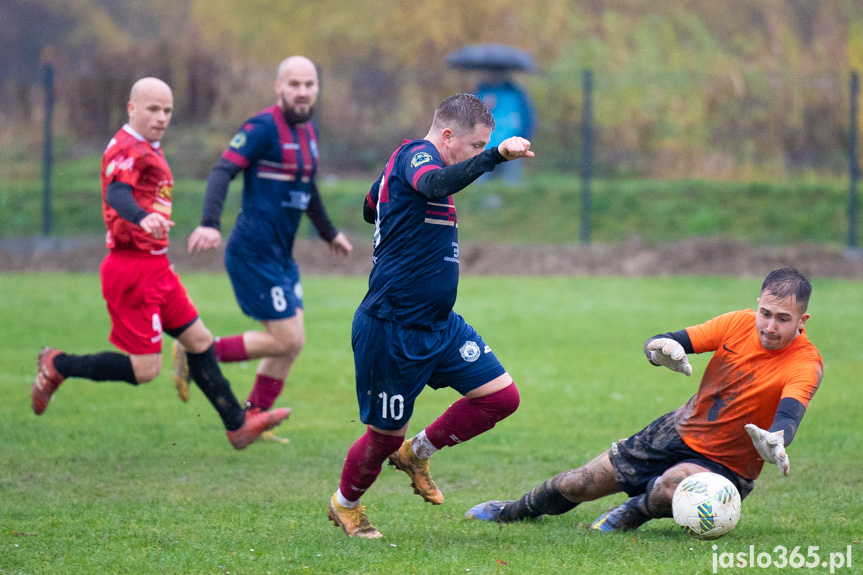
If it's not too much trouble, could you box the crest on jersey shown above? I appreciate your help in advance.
[411,152,433,168]
[229,132,247,149]
[459,341,481,363]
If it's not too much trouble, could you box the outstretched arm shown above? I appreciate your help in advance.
[415,147,506,199]
[415,137,534,200]
[745,424,789,476]
[644,330,693,376]
[745,397,806,477]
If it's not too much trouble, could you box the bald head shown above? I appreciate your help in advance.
[130,77,171,102]
[277,56,316,82]
[127,77,173,142]
[275,56,319,124]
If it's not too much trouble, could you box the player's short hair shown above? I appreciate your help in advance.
[432,93,495,134]
[761,267,812,312]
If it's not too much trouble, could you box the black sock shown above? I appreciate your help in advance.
[54,352,137,384]
[499,473,579,522]
[633,477,671,519]
[186,345,245,431]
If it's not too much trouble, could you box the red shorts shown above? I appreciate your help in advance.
[100,251,199,355]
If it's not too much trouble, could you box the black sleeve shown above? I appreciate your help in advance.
[362,179,380,224]
[201,157,242,230]
[362,196,376,224]
[415,147,506,200]
[644,329,694,365]
[306,181,338,242]
[106,182,148,225]
[768,397,806,446]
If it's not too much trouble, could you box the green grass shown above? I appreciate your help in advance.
[1,273,861,574]
[1,155,856,247]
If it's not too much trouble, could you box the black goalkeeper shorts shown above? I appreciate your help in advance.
[608,409,755,499]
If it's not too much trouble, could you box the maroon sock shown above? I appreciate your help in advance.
[338,427,405,502]
[214,335,248,363]
[424,383,520,449]
[246,374,284,410]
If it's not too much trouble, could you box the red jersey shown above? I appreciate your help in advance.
[101,125,173,254]
[676,309,823,480]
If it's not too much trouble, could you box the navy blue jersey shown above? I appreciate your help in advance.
[222,105,320,260]
[359,140,461,330]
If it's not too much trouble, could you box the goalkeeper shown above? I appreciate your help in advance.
[466,267,823,532]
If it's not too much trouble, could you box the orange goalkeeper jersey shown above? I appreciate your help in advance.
[676,309,823,480]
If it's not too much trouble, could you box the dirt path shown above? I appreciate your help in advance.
[3,236,863,279]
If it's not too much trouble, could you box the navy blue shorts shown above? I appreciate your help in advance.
[351,309,507,431]
[225,245,302,321]
[609,409,754,500]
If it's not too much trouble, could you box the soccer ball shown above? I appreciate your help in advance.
[672,472,741,540]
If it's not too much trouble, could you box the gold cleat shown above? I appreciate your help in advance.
[387,438,444,505]
[171,341,190,402]
[328,494,382,538]
[260,429,290,444]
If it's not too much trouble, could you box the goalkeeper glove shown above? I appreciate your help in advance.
[745,423,790,476]
[646,338,692,376]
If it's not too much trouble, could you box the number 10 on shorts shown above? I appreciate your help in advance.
[378,392,404,420]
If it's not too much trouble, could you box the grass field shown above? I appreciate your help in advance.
[1,272,861,574]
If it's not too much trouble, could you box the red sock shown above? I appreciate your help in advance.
[246,374,284,410]
[425,383,520,449]
[214,335,248,363]
[338,427,404,502]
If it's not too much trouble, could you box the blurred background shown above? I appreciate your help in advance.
[2,0,863,254]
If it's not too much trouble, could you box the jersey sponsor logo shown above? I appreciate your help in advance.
[722,343,738,354]
[444,241,459,263]
[281,190,311,210]
[459,340,481,363]
[156,181,173,202]
[229,132,247,149]
[154,181,173,215]
[151,202,171,215]
[411,151,433,168]
[283,143,300,150]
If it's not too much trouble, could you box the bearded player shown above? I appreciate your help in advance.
[181,57,352,440]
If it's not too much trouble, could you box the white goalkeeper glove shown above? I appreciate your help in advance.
[745,423,790,476]
[647,338,692,376]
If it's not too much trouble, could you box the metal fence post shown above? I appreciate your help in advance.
[849,71,859,251]
[580,69,594,244]
[42,57,55,237]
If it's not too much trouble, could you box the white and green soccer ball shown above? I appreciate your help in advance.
[672,472,741,540]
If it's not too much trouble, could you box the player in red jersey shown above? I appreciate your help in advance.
[465,268,823,532]
[31,77,290,449]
